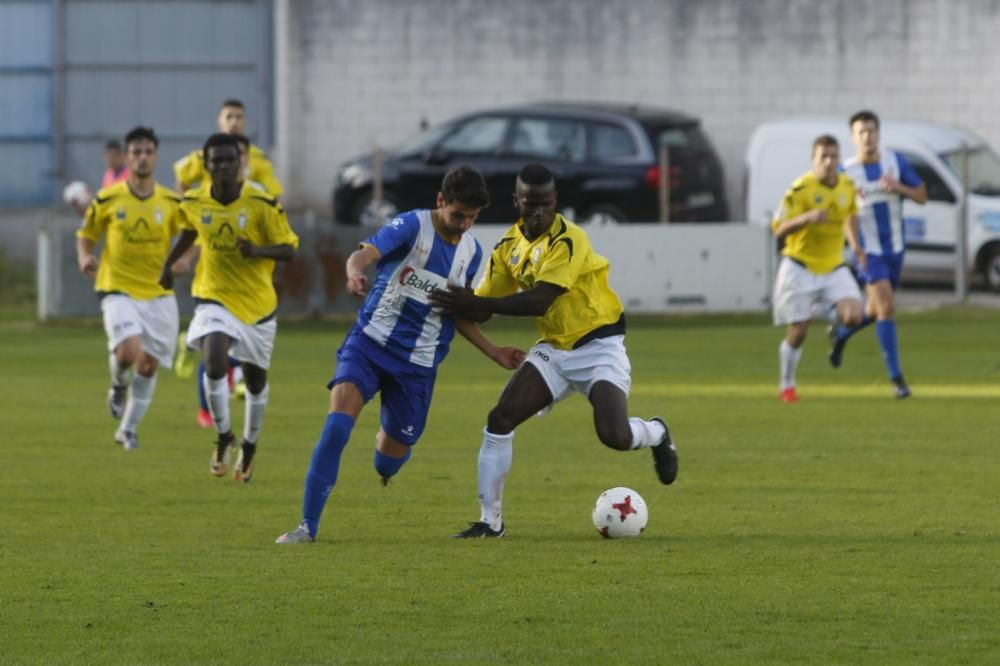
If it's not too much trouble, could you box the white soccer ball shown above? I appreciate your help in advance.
[592,486,648,538]
[62,181,91,207]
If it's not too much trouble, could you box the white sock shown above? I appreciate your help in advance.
[628,417,666,450]
[204,374,232,434]
[243,383,269,444]
[121,373,156,434]
[477,428,513,531]
[779,339,802,391]
[109,353,130,387]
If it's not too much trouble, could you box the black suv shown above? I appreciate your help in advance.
[333,102,729,225]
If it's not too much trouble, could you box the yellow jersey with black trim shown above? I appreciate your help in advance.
[179,183,299,324]
[476,214,623,350]
[772,171,858,274]
[173,144,283,197]
[76,181,182,299]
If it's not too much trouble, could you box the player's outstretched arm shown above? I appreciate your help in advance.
[455,318,525,370]
[159,230,198,290]
[430,282,565,318]
[344,245,379,297]
[235,239,295,261]
[76,237,99,278]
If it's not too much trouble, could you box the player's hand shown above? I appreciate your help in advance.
[429,284,477,314]
[854,250,868,273]
[78,254,99,278]
[171,257,192,275]
[346,271,368,297]
[235,237,257,258]
[809,209,829,224]
[492,345,526,370]
[158,267,175,290]
[878,175,901,193]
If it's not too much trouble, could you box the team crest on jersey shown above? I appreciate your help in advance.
[839,194,848,207]
[510,252,521,267]
[154,209,163,224]
[813,194,823,205]
[532,247,542,263]
[238,211,247,230]
[115,208,126,220]
[201,212,212,225]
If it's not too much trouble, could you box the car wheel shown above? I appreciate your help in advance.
[352,191,400,227]
[579,204,627,226]
[981,245,1000,293]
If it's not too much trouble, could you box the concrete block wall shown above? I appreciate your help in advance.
[275,0,1000,217]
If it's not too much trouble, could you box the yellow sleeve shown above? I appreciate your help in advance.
[534,236,584,290]
[771,187,802,233]
[174,151,205,190]
[475,251,518,298]
[76,198,104,241]
[250,156,284,198]
[178,201,197,231]
[845,182,858,217]
[264,201,299,248]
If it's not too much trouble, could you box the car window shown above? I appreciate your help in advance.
[940,146,1000,197]
[439,117,509,154]
[590,123,638,159]
[652,125,710,152]
[394,124,453,159]
[899,151,956,203]
[508,118,585,162]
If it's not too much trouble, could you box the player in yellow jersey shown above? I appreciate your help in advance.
[430,164,678,539]
[771,135,865,403]
[173,98,283,197]
[160,134,299,481]
[75,127,182,451]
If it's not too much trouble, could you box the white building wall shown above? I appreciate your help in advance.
[276,0,1000,216]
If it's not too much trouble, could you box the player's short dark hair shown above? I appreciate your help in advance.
[202,133,241,158]
[440,165,490,209]
[231,133,251,151]
[221,98,245,110]
[849,109,880,129]
[517,163,555,187]
[124,126,159,148]
[812,134,839,153]
[105,139,122,151]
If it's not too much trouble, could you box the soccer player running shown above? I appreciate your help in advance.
[830,110,928,398]
[429,164,678,539]
[276,166,525,544]
[75,127,182,450]
[159,133,298,481]
[771,136,865,403]
[173,98,283,197]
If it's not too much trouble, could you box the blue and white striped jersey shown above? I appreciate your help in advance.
[842,150,923,256]
[356,210,483,369]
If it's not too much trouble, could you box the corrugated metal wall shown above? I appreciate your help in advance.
[0,0,272,206]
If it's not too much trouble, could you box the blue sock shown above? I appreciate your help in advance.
[197,362,208,411]
[374,447,412,479]
[875,319,902,380]
[302,412,355,538]
[837,314,874,343]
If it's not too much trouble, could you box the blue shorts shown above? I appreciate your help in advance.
[328,330,436,446]
[860,252,904,289]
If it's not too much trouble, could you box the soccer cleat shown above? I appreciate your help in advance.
[196,408,213,429]
[276,524,314,544]
[779,387,800,403]
[210,431,236,476]
[450,521,506,539]
[379,475,391,487]
[173,333,195,379]
[827,325,846,369]
[114,429,139,451]
[108,384,127,419]
[233,441,256,483]
[892,376,912,399]
[650,417,678,485]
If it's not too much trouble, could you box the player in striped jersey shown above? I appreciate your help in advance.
[831,110,927,398]
[276,166,525,544]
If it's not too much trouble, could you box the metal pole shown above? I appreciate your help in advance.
[372,145,384,226]
[658,143,670,224]
[955,143,970,303]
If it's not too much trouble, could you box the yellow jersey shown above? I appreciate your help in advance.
[173,144,283,197]
[179,183,299,324]
[476,214,624,350]
[76,181,182,300]
[772,171,858,274]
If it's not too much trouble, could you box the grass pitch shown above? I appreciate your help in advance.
[1,309,998,664]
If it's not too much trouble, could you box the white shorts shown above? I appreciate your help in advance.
[101,293,179,368]
[526,335,632,407]
[772,257,861,326]
[186,303,278,370]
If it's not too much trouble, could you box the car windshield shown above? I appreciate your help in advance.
[941,146,1000,196]
[394,124,453,159]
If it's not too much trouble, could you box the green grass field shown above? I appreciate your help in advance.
[2,309,999,664]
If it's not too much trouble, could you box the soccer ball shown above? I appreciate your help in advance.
[62,181,91,207]
[592,486,648,538]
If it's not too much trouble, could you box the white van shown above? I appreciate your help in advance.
[745,117,1000,291]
